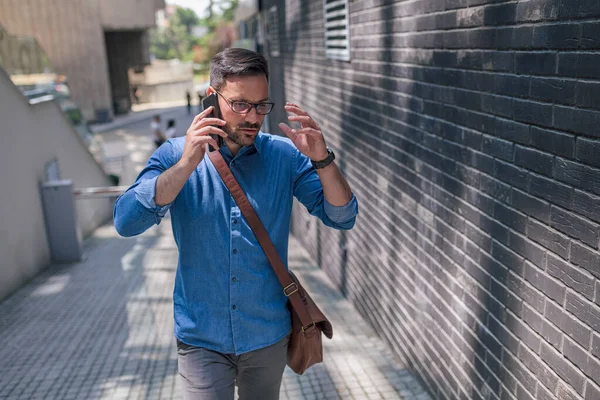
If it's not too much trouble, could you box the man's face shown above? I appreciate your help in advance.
[214,74,269,148]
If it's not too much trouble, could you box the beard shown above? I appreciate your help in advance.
[223,122,261,147]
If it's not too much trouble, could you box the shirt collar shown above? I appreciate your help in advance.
[254,131,265,154]
[218,132,265,161]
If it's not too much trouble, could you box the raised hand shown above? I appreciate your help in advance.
[279,102,328,161]
[181,107,227,168]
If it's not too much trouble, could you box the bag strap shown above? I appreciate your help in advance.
[208,150,315,330]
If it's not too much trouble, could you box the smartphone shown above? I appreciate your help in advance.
[201,93,224,151]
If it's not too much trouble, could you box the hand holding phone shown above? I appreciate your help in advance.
[202,93,224,151]
[180,103,226,168]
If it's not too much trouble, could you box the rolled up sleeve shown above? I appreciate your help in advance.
[324,194,358,225]
[292,147,358,230]
[134,175,172,218]
[114,140,178,237]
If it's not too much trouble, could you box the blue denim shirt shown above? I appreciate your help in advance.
[113,132,358,355]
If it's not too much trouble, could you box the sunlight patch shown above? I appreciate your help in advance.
[31,274,70,297]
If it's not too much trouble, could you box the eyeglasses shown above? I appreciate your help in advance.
[215,91,274,115]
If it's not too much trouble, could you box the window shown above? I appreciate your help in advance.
[324,0,350,61]
[266,6,280,57]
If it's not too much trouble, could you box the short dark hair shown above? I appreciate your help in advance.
[210,48,269,90]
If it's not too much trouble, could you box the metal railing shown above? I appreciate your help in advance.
[73,186,128,199]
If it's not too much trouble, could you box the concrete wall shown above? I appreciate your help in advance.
[0,0,112,121]
[129,59,194,103]
[0,69,113,302]
[136,80,195,104]
[270,1,600,399]
[130,59,194,86]
[98,0,163,30]
[0,0,163,121]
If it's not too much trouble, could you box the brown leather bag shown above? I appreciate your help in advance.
[209,150,333,375]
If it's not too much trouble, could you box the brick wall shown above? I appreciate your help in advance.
[267,0,600,399]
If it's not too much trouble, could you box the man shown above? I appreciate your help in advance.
[113,48,358,400]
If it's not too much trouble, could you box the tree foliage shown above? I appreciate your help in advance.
[150,2,239,64]
[175,7,200,35]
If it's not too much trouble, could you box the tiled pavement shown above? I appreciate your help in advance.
[0,106,432,399]
[0,219,431,399]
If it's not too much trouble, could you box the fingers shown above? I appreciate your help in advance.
[206,137,219,150]
[187,134,219,151]
[293,127,322,139]
[287,115,311,123]
[196,117,226,129]
[278,122,295,140]
[287,115,320,130]
[193,119,226,133]
[279,124,322,142]
[284,103,309,117]
[285,103,322,131]
[190,125,228,139]
[191,108,226,132]
[189,133,219,147]
[192,106,214,125]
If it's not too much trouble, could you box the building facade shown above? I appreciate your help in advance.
[251,1,600,399]
[128,59,194,104]
[0,0,165,121]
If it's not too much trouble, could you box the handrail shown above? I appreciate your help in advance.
[73,186,129,199]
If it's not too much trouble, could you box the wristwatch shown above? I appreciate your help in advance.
[311,148,335,169]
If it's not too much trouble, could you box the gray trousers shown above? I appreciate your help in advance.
[177,332,290,400]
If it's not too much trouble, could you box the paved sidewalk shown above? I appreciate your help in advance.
[0,217,430,400]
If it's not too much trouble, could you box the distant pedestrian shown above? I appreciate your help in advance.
[151,115,166,148]
[186,91,192,115]
[166,119,177,139]
[132,86,141,105]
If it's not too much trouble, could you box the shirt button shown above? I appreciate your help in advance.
[233,249,238,254]
[233,219,237,224]
[232,277,236,282]
[232,305,237,310]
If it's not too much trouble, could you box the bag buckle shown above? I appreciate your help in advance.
[302,321,316,333]
[283,282,298,297]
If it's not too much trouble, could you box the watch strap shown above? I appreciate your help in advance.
[311,148,335,169]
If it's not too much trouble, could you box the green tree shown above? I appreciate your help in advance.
[202,0,239,32]
[150,2,239,61]
[150,7,199,60]
[150,29,177,59]
[220,0,239,22]
[175,7,200,35]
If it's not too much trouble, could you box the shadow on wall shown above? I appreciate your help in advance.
[335,2,441,396]
[266,0,319,260]
[273,0,529,398]
[282,0,441,393]
[315,2,538,400]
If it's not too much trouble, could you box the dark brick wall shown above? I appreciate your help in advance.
[265,0,600,399]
